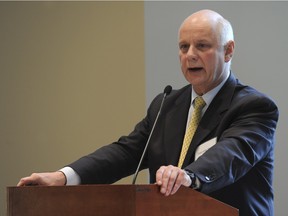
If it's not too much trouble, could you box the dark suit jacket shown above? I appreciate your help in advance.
[69,73,279,216]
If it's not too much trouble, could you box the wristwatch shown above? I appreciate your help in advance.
[184,170,198,189]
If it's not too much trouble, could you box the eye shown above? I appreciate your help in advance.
[179,44,189,53]
[196,43,211,50]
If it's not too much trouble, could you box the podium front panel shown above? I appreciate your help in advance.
[7,185,135,216]
[7,184,238,216]
[135,185,238,216]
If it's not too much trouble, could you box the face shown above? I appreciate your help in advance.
[178,14,233,95]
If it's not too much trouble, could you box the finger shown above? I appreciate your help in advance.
[156,166,166,185]
[160,166,174,195]
[17,178,26,186]
[170,171,186,195]
[17,176,37,186]
[165,169,179,196]
[160,171,171,194]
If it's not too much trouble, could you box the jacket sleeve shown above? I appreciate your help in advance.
[185,91,279,194]
[67,93,163,184]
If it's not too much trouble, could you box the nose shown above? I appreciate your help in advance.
[186,46,198,61]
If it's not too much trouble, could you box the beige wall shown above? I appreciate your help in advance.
[0,2,146,214]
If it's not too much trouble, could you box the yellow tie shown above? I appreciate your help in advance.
[178,96,206,168]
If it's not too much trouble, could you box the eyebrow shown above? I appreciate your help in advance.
[195,39,211,43]
[178,39,211,45]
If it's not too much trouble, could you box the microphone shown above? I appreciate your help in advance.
[132,85,172,184]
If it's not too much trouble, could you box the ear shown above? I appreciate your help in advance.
[224,40,235,62]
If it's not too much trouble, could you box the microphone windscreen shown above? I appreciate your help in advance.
[164,85,172,95]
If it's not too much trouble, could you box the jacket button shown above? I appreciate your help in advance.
[205,175,216,181]
[205,176,211,181]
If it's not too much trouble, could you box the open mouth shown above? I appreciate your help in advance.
[188,67,203,72]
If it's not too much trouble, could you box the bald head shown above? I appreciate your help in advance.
[179,9,234,46]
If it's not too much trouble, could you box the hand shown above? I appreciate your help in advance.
[156,165,191,196]
[17,171,66,186]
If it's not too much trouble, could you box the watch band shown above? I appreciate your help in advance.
[184,170,198,189]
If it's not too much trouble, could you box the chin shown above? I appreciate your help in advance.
[186,77,204,86]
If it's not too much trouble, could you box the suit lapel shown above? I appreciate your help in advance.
[163,85,191,166]
[182,73,238,167]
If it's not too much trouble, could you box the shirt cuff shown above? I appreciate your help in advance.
[59,167,81,185]
[195,177,201,189]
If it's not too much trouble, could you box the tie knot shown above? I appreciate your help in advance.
[194,96,206,110]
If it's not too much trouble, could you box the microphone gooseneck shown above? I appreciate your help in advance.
[132,85,172,184]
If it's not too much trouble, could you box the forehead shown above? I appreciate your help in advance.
[178,18,219,43]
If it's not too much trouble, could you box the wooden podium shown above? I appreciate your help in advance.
[7,184,238,216]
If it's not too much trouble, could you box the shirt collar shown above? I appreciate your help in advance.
[191,71,230,108]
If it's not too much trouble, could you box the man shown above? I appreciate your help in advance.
[18,10,279,216]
